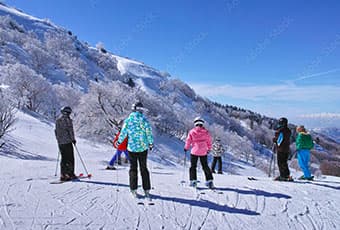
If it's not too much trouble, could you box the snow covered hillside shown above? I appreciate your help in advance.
[1,110,340,229]
[1,2,340,179]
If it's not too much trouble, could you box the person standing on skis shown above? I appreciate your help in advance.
[55,106,77,181]
[272,117,293,181]
[295,125,314,180]
[184,117,214,188]
[210,137,225,174]
[117,102,154,197]
[106,126,129,170]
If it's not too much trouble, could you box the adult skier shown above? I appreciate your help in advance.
[210,137,225,174]
[55,106,77,181]
[295,125,314,180]
[184,117,214,188]
[272,117,293,181]
[106,127,129,170]
[117,102,154,197]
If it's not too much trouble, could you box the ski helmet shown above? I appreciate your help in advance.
[278,117,288,128]
[131,101,144,112]
[61,106,72,115]
[194,117,205,126]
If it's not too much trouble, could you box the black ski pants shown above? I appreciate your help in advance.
[277,151,290,178]
[59,143,75,177]
[128,150,151,191]
[211,156,222,172]
[190,154,213,181]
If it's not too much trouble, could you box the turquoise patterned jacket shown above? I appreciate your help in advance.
[118,112,153,152]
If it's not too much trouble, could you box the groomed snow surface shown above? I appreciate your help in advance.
[0,112,339,230]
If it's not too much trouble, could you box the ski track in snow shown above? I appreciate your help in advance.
[1,163,340,230]
[1,160,340,230]
[1,112,340,229]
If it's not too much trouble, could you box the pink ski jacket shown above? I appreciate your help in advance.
[184,127,212,156]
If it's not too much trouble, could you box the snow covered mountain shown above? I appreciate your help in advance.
[313,127,340,144]
[1,4,340,229]
[0,2,339,177]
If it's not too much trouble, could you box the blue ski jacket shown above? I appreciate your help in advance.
[118,112,153,153]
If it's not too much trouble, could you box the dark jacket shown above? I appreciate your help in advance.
[55,114,75,145]
[273,126,291,153]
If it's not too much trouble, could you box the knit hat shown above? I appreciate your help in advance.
[296,125,306,133]
[194,117,204,126]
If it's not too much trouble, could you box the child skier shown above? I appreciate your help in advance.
[295,125,314,180]
[210,137,225,174]
[184,117,214,188]
[106,127,129,170]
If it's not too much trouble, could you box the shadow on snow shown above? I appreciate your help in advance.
[0,138,53,161]
[151,194,260,215]
[210,187,292,199]
[76,180,259,215]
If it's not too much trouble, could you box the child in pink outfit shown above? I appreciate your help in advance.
[184,117,214,188]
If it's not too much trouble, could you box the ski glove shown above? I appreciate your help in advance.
[72,140,76,145]
[184,149,187,153]
[149,144,153,151]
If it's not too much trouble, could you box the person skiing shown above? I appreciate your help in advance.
[295,125,314,180]
[106,127,129,170]
[55,106,77,181]
[210,137,225,174]
[272,117,293,181]
[117,102,154,197]
[184,117,214,188]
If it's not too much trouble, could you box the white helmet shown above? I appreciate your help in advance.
[194,117,204,126]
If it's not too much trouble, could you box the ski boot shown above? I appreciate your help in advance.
[189,180,198,188]
[131,189,138,198]
[205,180,214,189]
[106,165,116,170]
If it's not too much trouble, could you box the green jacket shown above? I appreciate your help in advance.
[296,132,314,150]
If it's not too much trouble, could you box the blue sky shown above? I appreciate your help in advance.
[4,0,340,127]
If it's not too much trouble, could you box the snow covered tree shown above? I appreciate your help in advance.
[0,88,16,149]
[75,81,135,141]
[0,63,52,112]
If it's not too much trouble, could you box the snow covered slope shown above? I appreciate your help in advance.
[0,2,62,37]
[0,111,339,229]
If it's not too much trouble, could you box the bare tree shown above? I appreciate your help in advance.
[0,90,16,148]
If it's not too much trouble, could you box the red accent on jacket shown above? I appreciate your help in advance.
[113,132,128,151]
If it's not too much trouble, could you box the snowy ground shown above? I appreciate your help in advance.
[0,112,340,230]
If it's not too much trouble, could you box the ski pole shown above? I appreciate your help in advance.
[268,152,273,177]
[54,150,60,176]
[149,146,155,190]
[74,145,91,177]
[269,144,276,177]
[184,150,187,167]
[180,151,187,184]
[288,150,298,168]
[115,151,120,192]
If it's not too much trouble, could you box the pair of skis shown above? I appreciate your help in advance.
[50,173,92,184]
[132,191,155,206]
